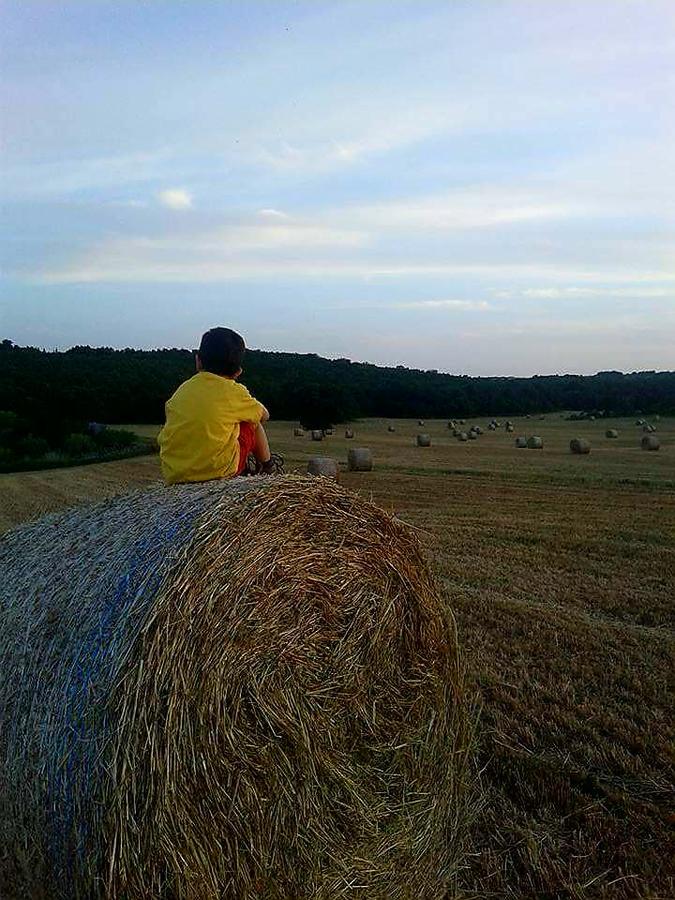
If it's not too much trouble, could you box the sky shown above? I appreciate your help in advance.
[1,0,674,376]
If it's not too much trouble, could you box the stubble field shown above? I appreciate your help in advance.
[1,415,673,899]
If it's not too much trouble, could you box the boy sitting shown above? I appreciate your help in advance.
[158,327,282,484]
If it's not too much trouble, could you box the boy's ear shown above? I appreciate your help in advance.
[195,352,203,372]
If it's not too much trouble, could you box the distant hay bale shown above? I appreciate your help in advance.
[457,432,469,442]
[488,423,496,431]
[447,421,456,429]
[387,425,396,432]
[606,429,619,439]
[654,414,661,421]
[0,478,471,900]
[311,429,323,441]
[418,419,425,426]
[458,419,465,425]
[643,424,656,433]
[527,436,544,449]
[538,415,546,421]
[515,436,528,448]
[308,457,340,479]
[635,419,645,426]
[324,428,334,436]
[570,438,591,455]
[642,435,660,451]
[344,428,354,439]
[294,427,305,437]
[416,434,431,447]
[505,424,514,433]
[347,447,373,471]
[505,420,513,427]
[468,432,478,440]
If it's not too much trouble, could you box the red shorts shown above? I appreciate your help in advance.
[236,421,257,474]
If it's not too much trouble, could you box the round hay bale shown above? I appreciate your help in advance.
[311,429,323,441]
[344,428,354,439]
[642,435,660,451]
[515,436,528,448]
[418,419,425,426]
[654,414,660,422]
[570,438,591,455]
[458,419,465,425]
[308,457,340,479]
[294,427,305,437]
[468,431,478,440]
[505,424,514,433]
[347,447,373,471]
[387,425,396,433]
[457,432,469,442]
[527,436,544,449]
[323,428,334,436]
[488,423,496,431]
[538,415,546,421]
[605,429,619,439]
[416,434,431,447]
[0,478,469,899]
[643,424,656,433]
[474,426,483,435]
[447,421,456,429]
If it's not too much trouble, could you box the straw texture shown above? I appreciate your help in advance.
[0,476,470,900]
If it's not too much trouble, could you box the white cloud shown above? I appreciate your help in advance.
[258,208,290,219]
[395,299,491,311]
[157,188,193,210]
[331,190,582,232]
[495,286,675,300]
[2,150,172,197]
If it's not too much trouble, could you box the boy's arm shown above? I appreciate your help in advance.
[235,382,269,424]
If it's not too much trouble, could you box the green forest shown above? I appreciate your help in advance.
[1,339,674,455]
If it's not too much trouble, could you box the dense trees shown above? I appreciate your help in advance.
[1,342,673,437]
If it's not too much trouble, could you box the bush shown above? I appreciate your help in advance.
[93,428,137,450]
[16,435,49,459]
[63,433,96,456]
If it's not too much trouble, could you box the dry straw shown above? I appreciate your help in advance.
[307,457,339,479]
[641,435,660,451]
[347,447,373,471]
[570,438,591,454]
[0,477,471,900]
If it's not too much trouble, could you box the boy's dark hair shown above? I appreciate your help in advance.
[197,327,245,377]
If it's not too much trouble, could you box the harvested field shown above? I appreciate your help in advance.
[1,415,674,898]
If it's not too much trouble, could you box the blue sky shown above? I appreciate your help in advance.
[1,0,674,375]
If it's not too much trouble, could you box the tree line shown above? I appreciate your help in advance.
[1,340,674,438]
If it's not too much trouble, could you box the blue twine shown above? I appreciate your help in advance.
[44,508,197,895]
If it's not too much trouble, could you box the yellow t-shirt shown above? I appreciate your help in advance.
[158,372,265,484]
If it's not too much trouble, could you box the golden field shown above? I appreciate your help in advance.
[1,415,673,898]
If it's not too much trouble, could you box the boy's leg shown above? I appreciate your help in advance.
[253,423,271,464]
[237,422,284,476]
[253,423,284,474]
